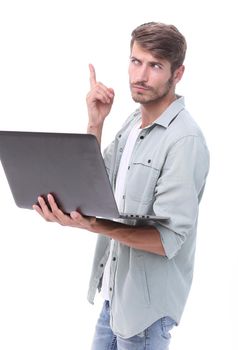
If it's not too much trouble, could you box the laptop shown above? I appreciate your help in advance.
[0,131,169,224]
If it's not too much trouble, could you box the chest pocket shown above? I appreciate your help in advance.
[125,160,160,204]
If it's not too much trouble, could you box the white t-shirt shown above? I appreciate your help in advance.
[101,119,142,301]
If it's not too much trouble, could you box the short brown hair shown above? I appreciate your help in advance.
[130,22,187,73]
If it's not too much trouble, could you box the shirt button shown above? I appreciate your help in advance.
[140,135,144,140]
[112,257,116,261]
[100,264,104,267]
[110,287,112,291]
[119,148,123,152]
[118,134,122,138]
[128,166,130,170]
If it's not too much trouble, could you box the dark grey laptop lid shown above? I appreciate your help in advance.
[0,130,120,218]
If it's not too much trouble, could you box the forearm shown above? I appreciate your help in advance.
[93,218,166,256]
[86,64,114,145]
[33,194,165,256]
[87,124,103,145]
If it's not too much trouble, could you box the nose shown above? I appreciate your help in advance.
[136,65,149,83]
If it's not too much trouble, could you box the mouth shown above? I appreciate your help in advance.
[131,84,151,92]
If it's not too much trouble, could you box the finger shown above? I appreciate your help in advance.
[99,85,114,101]
[108,88,115,98]
[88,84,114,104]
[32,203,46,219]
[70,211,95,229]
[70,211,96,225]
[89,63,97,88]
[92,89,112,104]
[36,196,58,222]
[70,211,81,220]
[47,194,71,224]
[95,83,114,100]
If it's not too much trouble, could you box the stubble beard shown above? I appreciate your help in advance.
[130,76,174,105]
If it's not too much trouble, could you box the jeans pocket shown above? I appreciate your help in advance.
[160,316,176,340]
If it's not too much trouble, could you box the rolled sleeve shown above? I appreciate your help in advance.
[103,140,116,175]
[156,224,185,259]
[153,135,209,259]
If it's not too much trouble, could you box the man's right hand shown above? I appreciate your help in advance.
[86,64,115,130]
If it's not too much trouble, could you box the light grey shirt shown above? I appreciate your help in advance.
[87,96,210,339]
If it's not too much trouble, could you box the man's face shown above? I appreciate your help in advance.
[129,42,175,104]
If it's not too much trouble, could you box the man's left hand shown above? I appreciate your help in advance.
[32,193,97,231]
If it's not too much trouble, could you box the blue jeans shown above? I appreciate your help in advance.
[91,301,176,350]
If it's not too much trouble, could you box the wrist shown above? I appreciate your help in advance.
[90,217,106,234]
[87,123,103,132]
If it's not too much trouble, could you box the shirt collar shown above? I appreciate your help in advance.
[153,95,185,128]
[133,95,185,129]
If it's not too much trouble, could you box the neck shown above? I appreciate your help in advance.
[140,93,177,128]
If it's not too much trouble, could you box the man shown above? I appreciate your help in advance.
[33,22,210,349]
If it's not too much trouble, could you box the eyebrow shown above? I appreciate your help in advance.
[149,60,165,67]
[130,56,165,67]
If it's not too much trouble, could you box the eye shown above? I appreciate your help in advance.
[151,63,162,70]
[130,58,140,65]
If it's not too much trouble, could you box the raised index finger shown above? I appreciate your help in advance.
[89,63,97,88]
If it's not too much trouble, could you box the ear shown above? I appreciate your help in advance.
[173,65,185,84]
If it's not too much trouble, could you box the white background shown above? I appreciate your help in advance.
[0,0,237,349]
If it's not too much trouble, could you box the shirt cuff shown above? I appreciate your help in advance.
[155,223,185,259]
